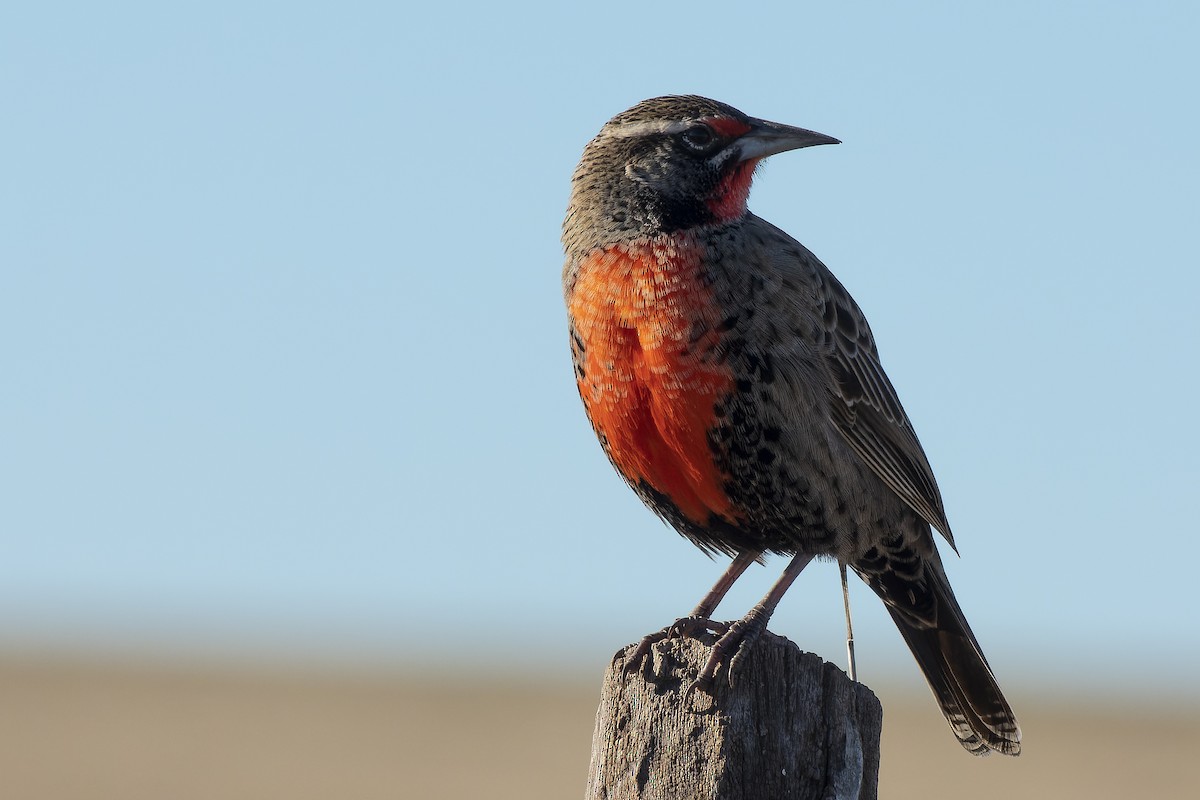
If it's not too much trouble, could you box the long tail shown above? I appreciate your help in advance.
[853,550,1022,756]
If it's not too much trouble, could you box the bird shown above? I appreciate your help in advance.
[561,95,1021,756]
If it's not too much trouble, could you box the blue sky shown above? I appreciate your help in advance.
[2,2,1197,700]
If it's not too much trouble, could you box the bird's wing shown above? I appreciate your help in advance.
[814,266,956,549]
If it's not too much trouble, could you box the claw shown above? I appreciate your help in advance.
[621,615,721,687]
[622,609,769,699]
[620,628,667,685]
[691,611,769,691]
[667,614,723,638]
[725,620,765,686]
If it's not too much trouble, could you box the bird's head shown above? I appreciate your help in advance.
[564,95,838,255]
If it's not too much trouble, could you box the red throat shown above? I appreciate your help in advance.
[706,158,759,222]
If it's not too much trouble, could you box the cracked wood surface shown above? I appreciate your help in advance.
[586,632,882,800]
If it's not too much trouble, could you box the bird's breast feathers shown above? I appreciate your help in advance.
[566,236,736,527]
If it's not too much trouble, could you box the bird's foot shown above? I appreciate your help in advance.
[621,615,726,684]
[683,609,769,702]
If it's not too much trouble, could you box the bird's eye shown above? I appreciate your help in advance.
[680,125,717,151]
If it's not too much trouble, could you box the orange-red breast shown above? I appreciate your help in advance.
[562,96,1020,756]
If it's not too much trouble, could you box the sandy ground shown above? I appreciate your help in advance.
[1,655,1196,799]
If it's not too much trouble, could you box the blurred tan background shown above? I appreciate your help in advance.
[3,653,1196,799]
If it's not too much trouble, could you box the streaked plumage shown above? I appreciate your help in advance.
[563,96,1020,756]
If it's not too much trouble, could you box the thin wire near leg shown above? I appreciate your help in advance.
[840,560,857,682]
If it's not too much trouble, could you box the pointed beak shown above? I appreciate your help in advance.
[736,118,840,162]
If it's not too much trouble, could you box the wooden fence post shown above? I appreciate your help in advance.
[586,631,882,800]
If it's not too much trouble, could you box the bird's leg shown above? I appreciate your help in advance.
[622,549,759,680]
[676,548,761,634]
[689,553,815,695]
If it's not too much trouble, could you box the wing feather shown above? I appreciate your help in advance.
[817,268,956,548]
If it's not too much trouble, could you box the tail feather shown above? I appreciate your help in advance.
[855,554,1022,756]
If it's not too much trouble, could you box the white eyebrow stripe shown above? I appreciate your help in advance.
[606,119,697,138]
